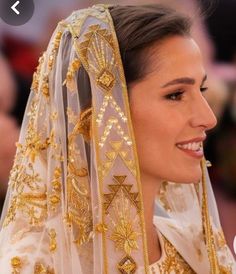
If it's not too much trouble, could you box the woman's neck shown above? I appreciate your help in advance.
[141,173,162,264]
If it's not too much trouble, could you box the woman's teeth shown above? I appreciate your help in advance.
[177,142,202,151]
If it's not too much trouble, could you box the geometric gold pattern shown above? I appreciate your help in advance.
[117,255,137,274]
[103,175,140,214]
[99,141,136,179]
[96,68,115,92]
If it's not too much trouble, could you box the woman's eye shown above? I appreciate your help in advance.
[165,91,184,101]
[200,87,208,93]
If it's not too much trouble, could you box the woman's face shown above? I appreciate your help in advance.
[129,36,217,184]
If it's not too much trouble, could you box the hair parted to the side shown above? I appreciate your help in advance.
[109,4,192,85]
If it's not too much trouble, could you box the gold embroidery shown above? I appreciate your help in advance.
[95,223,108,233]
[99,141,136,180]
[49,229,57,252]
[79,24,114,70]
[79,24,116,94]
[104,175,140,214]
[214,230,227,249]
[153,236,196,273]
[98,118,132,148]
[214,230,233,273]
[63,58,81,91]
[32,53,45,92]
[49,167,62,211]
[34,262,55,274]
[3,94,50,227]
[25,126,51,163]
[97,69,115,91]
[67,107,78,125]
[48,30,63,71]
[219,265,233,274]
[201,159,221,273]
[159,181,172,212]
[72,7,149,272]
[3,163,47,227]
[41,75,50,98]
[65,118,92,246]
[96,94,127,126]
[11,256,22,274]
[118,255,137,274]
[73,107,92,142]
[109,190,139,273]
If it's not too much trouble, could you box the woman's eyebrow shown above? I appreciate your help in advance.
[161,74,207,88]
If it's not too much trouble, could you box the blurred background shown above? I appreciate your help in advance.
[0,0,235,257]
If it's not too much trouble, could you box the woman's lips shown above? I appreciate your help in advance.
[176,136,206,159]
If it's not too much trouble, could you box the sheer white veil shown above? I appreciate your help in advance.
[0,4,235,274]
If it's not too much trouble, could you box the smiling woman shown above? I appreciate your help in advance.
[0,4,235,274]
[129,36,217,186]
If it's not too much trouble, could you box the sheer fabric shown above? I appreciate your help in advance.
[0,5,235,274]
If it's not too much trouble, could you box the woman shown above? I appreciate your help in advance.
[0,4,235,274]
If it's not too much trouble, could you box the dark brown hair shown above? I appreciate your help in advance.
[109,5,192,85]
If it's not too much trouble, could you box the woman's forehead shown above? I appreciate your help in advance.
[145,36,205,81]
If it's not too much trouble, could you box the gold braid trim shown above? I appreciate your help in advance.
[201,158,220,273]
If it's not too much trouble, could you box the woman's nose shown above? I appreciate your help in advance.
[190,94,217,131]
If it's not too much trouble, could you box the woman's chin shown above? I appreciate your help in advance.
[168,167,202,184]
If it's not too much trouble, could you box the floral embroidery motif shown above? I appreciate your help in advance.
[150,236,195,274]
[3,162,47,227]
[108,190,140,273]
[109,191,140,256]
